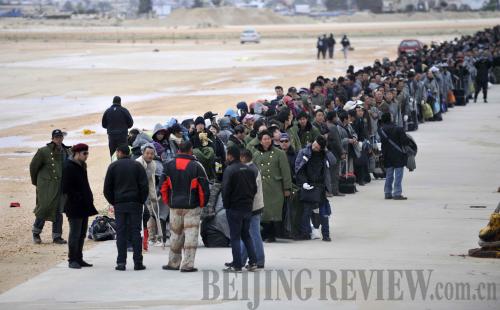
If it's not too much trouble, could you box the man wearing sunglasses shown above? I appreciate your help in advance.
[62,143,98,269]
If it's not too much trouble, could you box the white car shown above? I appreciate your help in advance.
[240,29,260,44]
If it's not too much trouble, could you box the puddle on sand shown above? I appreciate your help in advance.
[0,135,99,149]
[2,50,309,71]
[0,84,276,130]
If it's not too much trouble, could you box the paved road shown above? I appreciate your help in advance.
[1,87,499,310]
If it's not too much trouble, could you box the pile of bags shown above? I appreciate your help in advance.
[469,203,500,258]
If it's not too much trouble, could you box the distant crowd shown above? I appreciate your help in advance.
[316,33,351,60]
[29,26,500,272]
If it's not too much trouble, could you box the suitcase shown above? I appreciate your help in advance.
[339,154,357,194]
[454,89,466,106]
[373,169,386,179]
[371,143,386,179]
[406,110,418,131]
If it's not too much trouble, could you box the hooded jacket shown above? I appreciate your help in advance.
[295,145,336,195]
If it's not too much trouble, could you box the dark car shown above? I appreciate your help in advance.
[398,39,424,56]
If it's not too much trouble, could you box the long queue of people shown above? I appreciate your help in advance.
[29,26,500,272]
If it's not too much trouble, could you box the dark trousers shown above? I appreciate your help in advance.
[300,203,317,236]
[115,209,143,265]
[226,208,256,269]
[354,154,371,184]
[160,218,168,242]
[301,201,330,238]
[474,80,488,101]
[320,215,329,238]
[108,134,127,157]
[262,221,281,240]
[328,47,334,58]
[33,212,63,239]
[68,217,88,263]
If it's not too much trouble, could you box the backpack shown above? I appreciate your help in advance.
[88,216,117,241]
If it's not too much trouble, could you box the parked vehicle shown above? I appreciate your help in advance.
[398,39,424,56]
[240,29,260,44]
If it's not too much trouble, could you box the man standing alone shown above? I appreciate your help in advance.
[62,143,98,269]
[104,145,149,271]
[102,96,134,157]
[30,129,71,244]
[378,113,409,200]
[160,141,209,272]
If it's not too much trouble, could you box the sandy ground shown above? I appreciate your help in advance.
[0,18,498,293]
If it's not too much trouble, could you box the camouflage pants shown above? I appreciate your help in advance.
[168,208,201,270]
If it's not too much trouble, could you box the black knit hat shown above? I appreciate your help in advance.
[112,96,121,104]
[194,116,205,127]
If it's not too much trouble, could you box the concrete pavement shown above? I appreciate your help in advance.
[1,87,499,310]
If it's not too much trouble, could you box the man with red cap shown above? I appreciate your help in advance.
[62,143,98,269]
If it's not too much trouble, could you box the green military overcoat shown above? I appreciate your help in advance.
[253,145,292,222]
[29,142,71,222]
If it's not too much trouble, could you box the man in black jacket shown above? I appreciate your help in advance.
[474,55,492,103]
[160,141,209,272]
[102,96,134,157]
[103,145,149,271]
[222,146,258,272]
[327,33,336,59]
[62,143,98,269]
[295,136,333,241]
[378,113,409,200]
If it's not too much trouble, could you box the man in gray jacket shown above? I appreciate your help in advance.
[326,111,345,196]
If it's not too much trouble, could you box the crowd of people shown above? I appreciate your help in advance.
[316,34,351,60]
[29,26,500,272]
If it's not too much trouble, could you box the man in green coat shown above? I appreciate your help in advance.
[192,132,216,181]
[245,119,267,155]
[30,129,71,244]
[253,130,292,242]
[295,111,321,148]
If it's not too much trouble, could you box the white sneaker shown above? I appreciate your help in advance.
[154,241,164,247]
[311,228,321,240]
